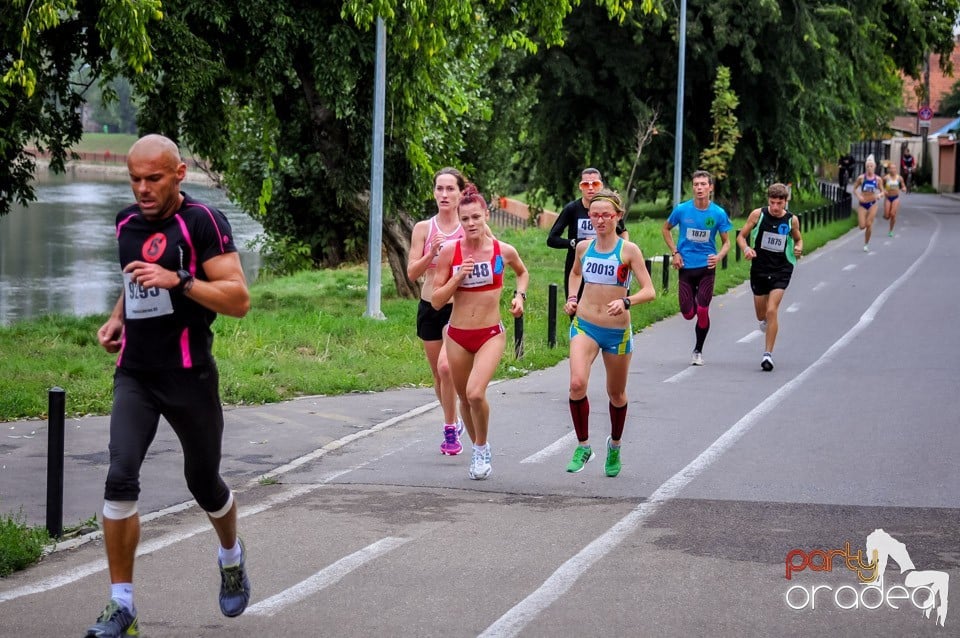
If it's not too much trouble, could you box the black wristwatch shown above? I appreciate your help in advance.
[622,297,631,310]
[176,269,194,292]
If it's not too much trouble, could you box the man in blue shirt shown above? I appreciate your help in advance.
[661,170,732,365]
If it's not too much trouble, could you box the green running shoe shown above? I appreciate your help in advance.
[605,436,621,477]
[566,445,593,473]
[84,599,139,637]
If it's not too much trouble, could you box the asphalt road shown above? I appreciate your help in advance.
[1,193,958,637]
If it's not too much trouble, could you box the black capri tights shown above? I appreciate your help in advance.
[105,366,230,513]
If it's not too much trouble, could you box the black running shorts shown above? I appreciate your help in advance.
[416,299,453,341]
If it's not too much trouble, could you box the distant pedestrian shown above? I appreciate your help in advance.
[661,170,732,366]
[736,183,803,371]
[546,168,628,299]
[900,146,916,191]
[564,189,655,477]
[432,184,529,480]
[838,153,856,187]
[89,134,251,637]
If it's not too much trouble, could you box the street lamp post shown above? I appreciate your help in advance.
[672,0,687,207]
[365,16,387,319]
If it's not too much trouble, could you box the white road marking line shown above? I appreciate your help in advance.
[521,432,575,464]
[478,212,940,638]
[0,442,421,603]
[842,264,857,271]
[256,401,440,482]
[247,536,411,616]
[663,367,697,383]
[786,303,800,313]
[812,281,827,292]
[737,330,761,344]
[0,484,308,604]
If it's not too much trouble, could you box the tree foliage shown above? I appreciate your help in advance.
[131,0,648,294]
[5,0,959,285]
[0,0,161,215]
[699,66,739,185]
[519,0,960,215]
[940,78,960,117]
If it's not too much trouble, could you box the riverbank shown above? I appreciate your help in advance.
[31,157,220,187]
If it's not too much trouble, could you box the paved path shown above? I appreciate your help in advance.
[1,193,958,637]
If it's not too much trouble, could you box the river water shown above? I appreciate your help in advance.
[0,176,263,326]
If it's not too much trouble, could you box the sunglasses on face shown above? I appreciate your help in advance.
[579,180,602,189]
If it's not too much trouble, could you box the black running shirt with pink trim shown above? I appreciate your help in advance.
[115,192,237,370]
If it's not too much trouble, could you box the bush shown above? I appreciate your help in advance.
[0,509,50,576]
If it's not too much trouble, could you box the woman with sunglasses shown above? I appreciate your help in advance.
[546,168,629,299]
[563,189,655,477]
[432,184,529,480]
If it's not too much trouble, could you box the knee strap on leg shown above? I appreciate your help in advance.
[103,500,138,520]
[207,491,234,519]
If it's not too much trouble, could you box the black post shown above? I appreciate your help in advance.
[547,283,557,348]
[514,315,524,359]
[644,258,652,280]
[661,254,670,292]
[735,230,742,262]
[46,387,65,538]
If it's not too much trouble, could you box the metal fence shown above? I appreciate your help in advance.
[488,206,530,230]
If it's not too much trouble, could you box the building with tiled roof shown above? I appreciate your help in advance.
[899,38,960,134]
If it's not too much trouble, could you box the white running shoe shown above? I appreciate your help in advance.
[690,351,704,366]
[468,445,492,480]
[761,353,774,371]
[759,320,767,333]
[863,244,869,252]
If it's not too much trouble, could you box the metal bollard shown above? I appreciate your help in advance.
[644,258,652,279]
[547,283,557,348]
[514,315,524,359]
[661,254,670,291]
[46,387,66,538]
[735,233,742,262]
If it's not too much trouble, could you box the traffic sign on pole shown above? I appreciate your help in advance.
[919,106,933,121]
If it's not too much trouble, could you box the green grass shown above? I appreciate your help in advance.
[67,133,138,155]
[66,133,201,160]
[0,509,51,576]
[0,208,855,422]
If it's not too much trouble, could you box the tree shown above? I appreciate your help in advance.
[940,78,960,117]
[699,66,740,211]
[0,0,161,216]
[623,104,660,211]
[128,1,651,295]
[517,0,960,215]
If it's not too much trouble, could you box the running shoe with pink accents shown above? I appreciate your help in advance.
[440,424,463,455]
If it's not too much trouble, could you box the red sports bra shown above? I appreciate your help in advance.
[451,240,504,292]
